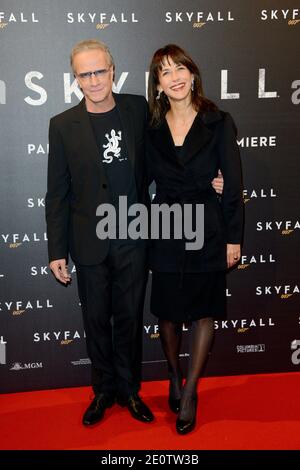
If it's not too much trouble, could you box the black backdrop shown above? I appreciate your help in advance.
[0,0,300,393]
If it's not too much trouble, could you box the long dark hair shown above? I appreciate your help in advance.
[148,44,217,127]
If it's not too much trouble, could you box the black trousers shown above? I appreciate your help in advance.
[76,242,148,399]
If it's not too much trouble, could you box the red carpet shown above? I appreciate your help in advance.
[1,372,300,450]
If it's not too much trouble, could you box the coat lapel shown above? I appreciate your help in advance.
[114,93,135,168]
[148,119,180,165]
[71,95,136,170]
[71,98,101,165]
[181,111,222,164]
[149,110,223,166]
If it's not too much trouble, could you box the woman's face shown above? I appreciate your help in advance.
[157,56,194,102]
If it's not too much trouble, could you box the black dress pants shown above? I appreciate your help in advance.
[76,242,148,399]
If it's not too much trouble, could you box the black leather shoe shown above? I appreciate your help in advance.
[118,394,154,423]
[176,395,197,435]
[82,393,115,426]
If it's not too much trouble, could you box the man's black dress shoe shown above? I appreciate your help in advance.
[176,395,197,435]
[118,394,154,423]
[82,393,115,426]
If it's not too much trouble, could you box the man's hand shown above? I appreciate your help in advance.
[227,244,241,268]
[212,170,224,195]
[49,258,71,284]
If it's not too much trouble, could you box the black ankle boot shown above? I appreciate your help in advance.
[176,394,197,435]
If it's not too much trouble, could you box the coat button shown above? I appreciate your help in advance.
[102,183,107,189]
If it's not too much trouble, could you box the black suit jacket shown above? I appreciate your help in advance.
[147,110,244,272]
[45,93,149,265]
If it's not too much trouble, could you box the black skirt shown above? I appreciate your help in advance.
[150,270,226,322]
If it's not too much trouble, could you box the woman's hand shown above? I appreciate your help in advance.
[211,170,224,194]
[227,244,241,268]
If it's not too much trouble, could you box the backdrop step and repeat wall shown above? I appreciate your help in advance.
[0,0,299,393]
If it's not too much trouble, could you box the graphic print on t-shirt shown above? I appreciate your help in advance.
[102,129,126,164]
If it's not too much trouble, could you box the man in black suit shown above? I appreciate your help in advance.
[45,39,153,426]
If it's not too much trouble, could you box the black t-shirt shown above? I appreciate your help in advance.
[89,107,138,243]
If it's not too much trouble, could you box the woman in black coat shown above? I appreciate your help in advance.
[147,44,244,434]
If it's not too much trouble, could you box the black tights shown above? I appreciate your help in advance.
[158,317,214,420]
[158,319,183,400]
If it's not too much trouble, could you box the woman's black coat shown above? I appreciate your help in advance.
[147,110,244,273]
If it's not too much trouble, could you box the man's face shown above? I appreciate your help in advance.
[73,49,114,112]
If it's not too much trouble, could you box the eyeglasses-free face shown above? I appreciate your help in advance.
[73,49,115,112]
[157,56,194,103]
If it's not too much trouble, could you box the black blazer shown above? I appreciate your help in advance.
[147,110,244,273]
[45,93,149,265]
